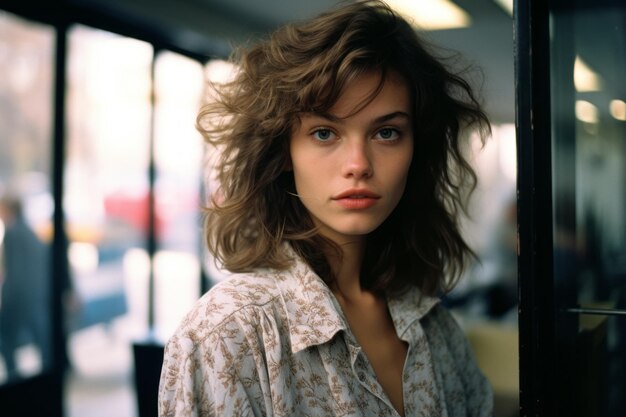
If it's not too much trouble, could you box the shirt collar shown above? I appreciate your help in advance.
[387,286,440,339]
[272,243,440,352]
[272,244,348,353]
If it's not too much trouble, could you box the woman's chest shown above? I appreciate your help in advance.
[261,334,444,417]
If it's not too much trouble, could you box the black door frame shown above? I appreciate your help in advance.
[516,1,626,415]
[515,0,558,415]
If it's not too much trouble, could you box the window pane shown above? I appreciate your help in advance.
[550,3,626,415]
[0,11,54,386]
[65,24,152,415]
[153,51,204,341]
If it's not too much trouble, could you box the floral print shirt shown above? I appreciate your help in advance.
[158,248,493,417]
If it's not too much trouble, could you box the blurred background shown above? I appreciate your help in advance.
[0,0,624,417]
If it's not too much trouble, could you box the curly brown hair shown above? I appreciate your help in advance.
[199,0,490,296]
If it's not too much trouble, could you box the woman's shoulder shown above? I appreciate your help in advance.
[422,303,467,342]
[422,304,494,414]
[206,270,282,307]
[168,270,282,347]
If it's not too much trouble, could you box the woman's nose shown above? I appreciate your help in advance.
[341,140,373,179]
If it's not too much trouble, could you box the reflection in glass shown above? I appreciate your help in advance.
[153,51,204,340]
[551,4,626,416]
[0,12,54,385]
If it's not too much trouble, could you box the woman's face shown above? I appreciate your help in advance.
[289,71,413,245]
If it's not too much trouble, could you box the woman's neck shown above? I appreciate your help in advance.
[328,238,368,301]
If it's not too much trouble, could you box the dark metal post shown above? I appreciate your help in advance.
[147,48,158,334]
[515,0,557,415]
[51,18,69,417]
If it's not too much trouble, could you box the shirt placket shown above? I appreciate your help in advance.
[345,335,400,417]
[401,321,447,417]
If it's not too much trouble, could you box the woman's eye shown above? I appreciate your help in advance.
[376,128,400,141]
[312,128,335,141]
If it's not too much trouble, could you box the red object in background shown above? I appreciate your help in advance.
[104,192,163,237]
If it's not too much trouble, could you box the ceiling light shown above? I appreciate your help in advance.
[493,0,513,16]
[387,0,471,30]
[575,100,599,124]
[609,100,626,121]
[574,56,602,92]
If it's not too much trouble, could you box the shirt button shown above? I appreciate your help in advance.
[358,372,366,381]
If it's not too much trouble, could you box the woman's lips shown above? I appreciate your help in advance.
[334,197,378,209]
[332,189,380,209]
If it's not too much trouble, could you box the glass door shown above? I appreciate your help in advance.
[550,1,626,415]
[517,0,626,415]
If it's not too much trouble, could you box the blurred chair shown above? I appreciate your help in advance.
[133,340,165,417]
[466,322,519,417]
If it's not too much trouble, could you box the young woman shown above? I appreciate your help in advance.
[159,1,493,416]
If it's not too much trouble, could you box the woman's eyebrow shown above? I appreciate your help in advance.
[372,111,411,123]
[305,111,411,124]
[306,112,341,123]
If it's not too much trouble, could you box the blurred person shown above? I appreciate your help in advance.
[159,1,492,416]
[0,194,51,382]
